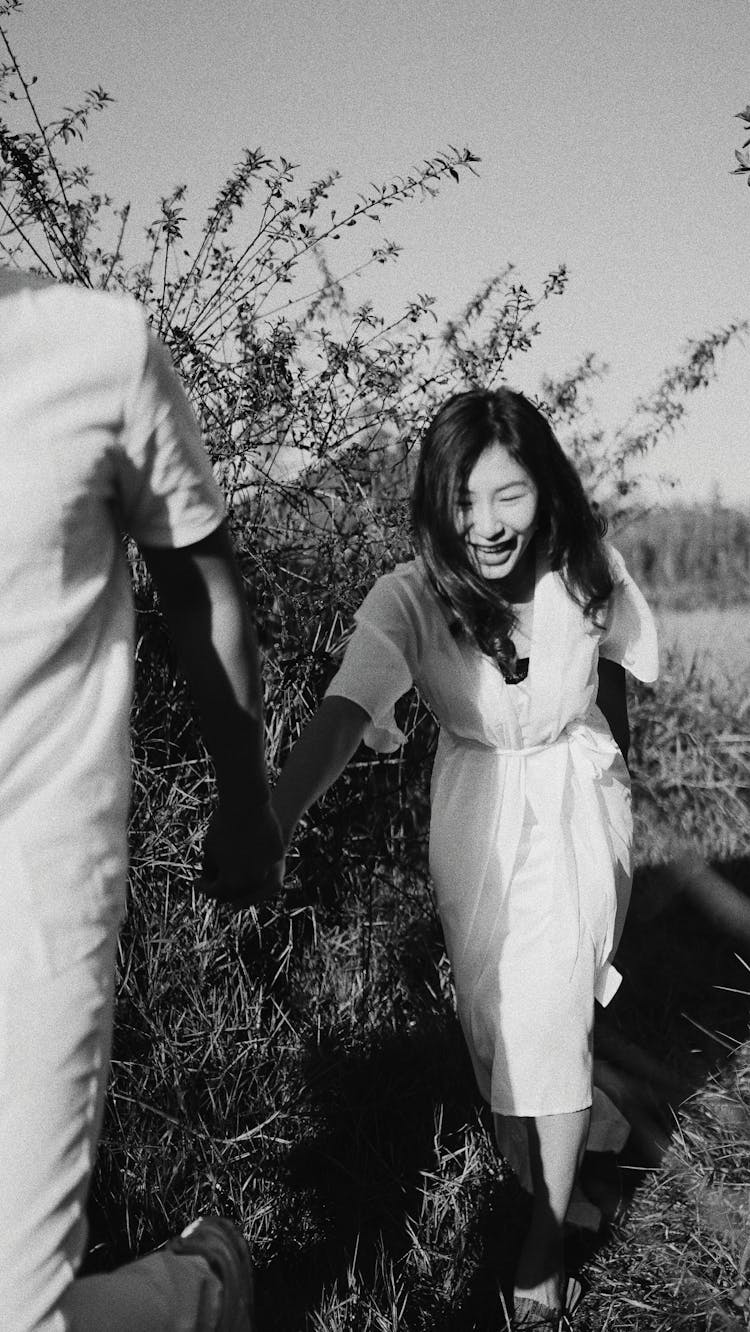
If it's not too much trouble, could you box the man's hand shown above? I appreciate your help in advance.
[143,527,287,912]
[196,801,285,909]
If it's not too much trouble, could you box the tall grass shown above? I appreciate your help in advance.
[78,622,750,1330]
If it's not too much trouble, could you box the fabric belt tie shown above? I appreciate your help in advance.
[448,722,622,997]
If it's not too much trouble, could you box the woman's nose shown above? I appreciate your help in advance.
[472,502,503,538]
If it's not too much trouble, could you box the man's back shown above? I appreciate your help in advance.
[0,278,225,958]
[0,271,277,1331]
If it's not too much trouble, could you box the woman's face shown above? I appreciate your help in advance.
[457,442,539,585]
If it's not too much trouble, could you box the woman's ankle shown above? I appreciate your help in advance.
[514,1235,564,1308]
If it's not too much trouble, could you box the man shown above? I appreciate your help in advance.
[0,268,283,1330]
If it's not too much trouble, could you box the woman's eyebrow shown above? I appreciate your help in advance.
[462,480,529,498]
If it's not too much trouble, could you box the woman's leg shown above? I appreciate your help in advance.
[501,1108,590,1312]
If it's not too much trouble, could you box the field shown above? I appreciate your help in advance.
[80,602,750,1332]
[656,606,750,688]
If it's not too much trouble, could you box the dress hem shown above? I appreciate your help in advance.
[490,1097,594,1118]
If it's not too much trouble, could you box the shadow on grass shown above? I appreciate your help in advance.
[83,856,749,1329]
[255,1020,526,1330]
[256,858,750,1328]
[568,855,750,1280]
[614,855,750,1086]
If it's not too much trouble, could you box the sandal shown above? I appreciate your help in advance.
[506,1276,583,1330]
[560,1276,583,1330]
[513,1294,561,1327]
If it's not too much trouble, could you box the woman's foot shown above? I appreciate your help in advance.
[514,1277,561,1313]
[513,1292,560,1326]
[498,1287,559,1331]
[508,1276,582,1330]
[513,1235,564,1313]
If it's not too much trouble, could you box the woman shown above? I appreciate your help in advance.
[272,388,658,1327]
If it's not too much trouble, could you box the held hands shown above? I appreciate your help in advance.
[196,799,286,910]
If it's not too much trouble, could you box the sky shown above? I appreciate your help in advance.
[4,0,750,504]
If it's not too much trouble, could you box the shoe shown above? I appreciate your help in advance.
[560,1276,582,1330]
[511,1277,583,1330]
[512,1294,561,1328]
[171,1216,256,1332]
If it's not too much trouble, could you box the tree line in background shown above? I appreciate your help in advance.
[616,499,750,609]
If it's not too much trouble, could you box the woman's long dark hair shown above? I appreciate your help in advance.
[411,387,613,676]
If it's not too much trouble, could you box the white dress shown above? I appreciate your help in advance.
[325,545,658,1121]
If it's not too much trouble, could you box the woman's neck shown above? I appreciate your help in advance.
[492,541,537,606]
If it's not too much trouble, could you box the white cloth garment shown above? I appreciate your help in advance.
[325,547,658,1118]
[0,856,223,1332]
[0,277,227,1330]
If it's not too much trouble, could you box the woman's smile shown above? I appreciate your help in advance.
[470,534,519,565]
[471,534,517,554]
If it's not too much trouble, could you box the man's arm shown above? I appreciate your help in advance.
[142,521,284,904]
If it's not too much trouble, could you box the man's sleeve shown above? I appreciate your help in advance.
[117,318,226,548]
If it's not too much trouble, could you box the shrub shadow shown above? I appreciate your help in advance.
[256,1017,520,1329]
[568,854,750,1275]
[257,858,750,1328]
[83,858,749,1327]
[612,855,750,1087]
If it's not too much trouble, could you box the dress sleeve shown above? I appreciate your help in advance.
[598,546,659,682]
[324,569,422,753]
[117,315,226,548]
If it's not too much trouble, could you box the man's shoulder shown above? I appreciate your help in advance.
[52,283,147,340]
[0,272,149,351]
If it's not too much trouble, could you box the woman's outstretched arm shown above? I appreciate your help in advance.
[272,694,371,847]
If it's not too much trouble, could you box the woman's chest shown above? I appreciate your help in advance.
[414,593,601,745]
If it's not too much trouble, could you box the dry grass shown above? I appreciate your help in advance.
[81,593,750,1330]
[580,1040,750,1331]
[630,641,750,866]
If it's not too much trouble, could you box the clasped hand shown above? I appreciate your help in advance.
[196,802,286,909]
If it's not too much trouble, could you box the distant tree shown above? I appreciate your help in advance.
[616,501,750,607]
[732,105,750,186]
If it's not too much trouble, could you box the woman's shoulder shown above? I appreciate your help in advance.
[357,557,441,636]
[365,556,433,602]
